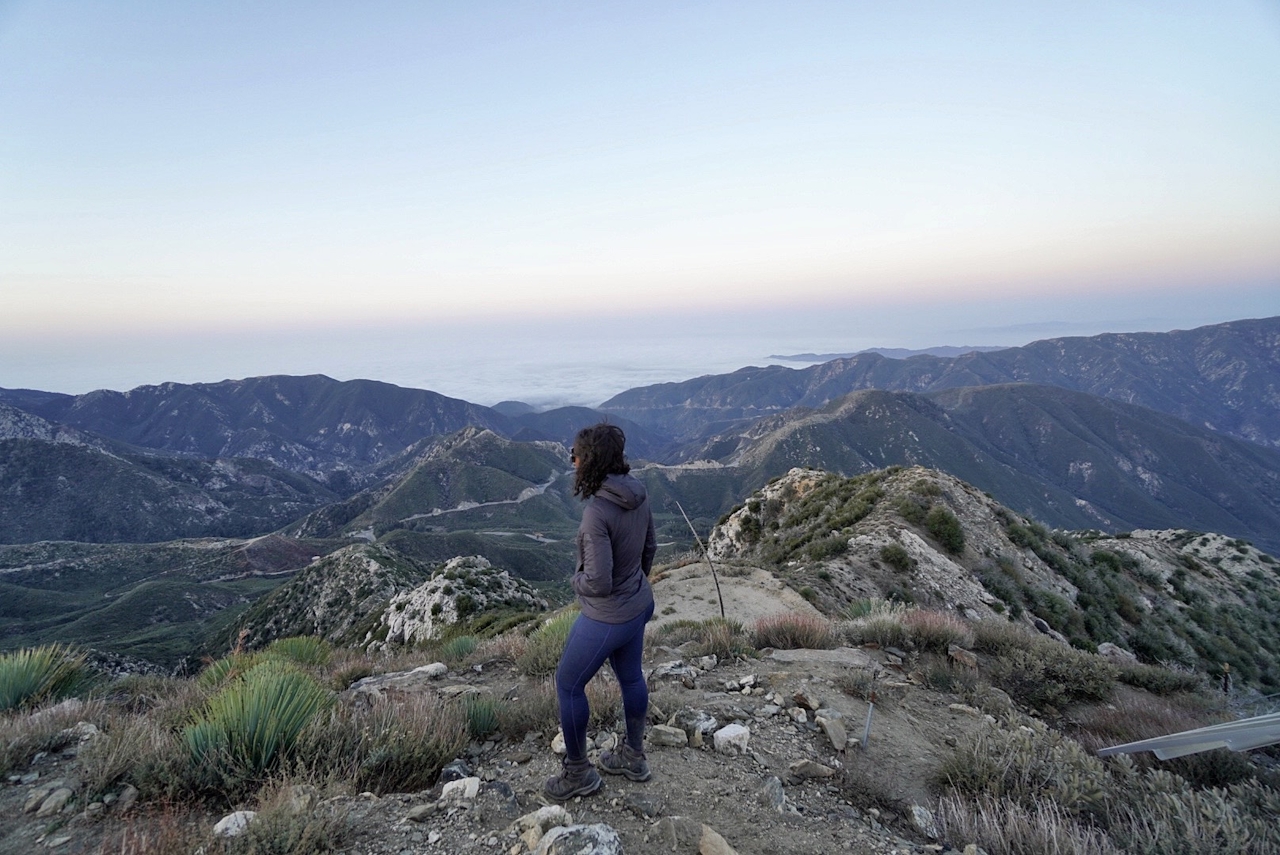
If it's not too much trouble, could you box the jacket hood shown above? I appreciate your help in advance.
[594,473,647,510]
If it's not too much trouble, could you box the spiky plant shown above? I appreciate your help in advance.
[265,636,332,667]
[184,661,333,784]
[516,609,579,677]
[0,644,89,712]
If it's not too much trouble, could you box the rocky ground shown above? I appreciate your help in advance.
[1,623,1001,855]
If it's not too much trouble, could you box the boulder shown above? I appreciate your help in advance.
[35,787,73,818]
[213,811,257,839]
[650,724,689,747]
[788,759,836,779]
[713,723,750,755]
[534,823,624,855]
[816,715,848,751]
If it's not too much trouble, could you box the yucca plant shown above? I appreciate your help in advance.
[184,661,333,784]
[265,636,332,668]
[0,644,90,712]
[439,635,479,664]
[464,694,502,739]
[195,651,266,690]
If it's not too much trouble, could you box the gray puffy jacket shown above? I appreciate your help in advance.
[571,473,656,623]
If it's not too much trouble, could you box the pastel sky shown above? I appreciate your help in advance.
[1,2,1278,399]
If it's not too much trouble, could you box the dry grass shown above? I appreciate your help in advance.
[1,698,108,777]
[937,794,1118,855]
[293,694,467,794]
[496,679,558,740]
[752,612,839,650]
[902,608,975,653]
[93,805,213,855]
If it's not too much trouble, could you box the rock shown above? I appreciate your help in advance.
[478,781,521,819]
[760,776,786,811]
[512,805,575,849]
[36,787,73,818]
[24,787,52,814]
[623,792,665,818]
[1032,617,1051,634]
[1098,642,1138,662]
[45,835,72,849]
[534,823,623,855]
[19,771,39,785]
[791,689,820,711]
[786,707,808,725]
[650,725,689,747]
[406,803,438,822]
[650,661,700,681]
[788,759,836,779]
[61,721,100,743]
[656,817,704,851]
[739,674,757,689]
[755,704,782,718]
[552,730,567,755]
[816,715,848,751]
[947,644,979,669]
[281,784,318,813]
[439,758,473,783]
[656,817,740,855]
[910,804,940,839]
[948,703,982,717]
[213,811,257,838]
[669,707,717,747]
[441,776,481,803]
[696,655,718,671]
[594,731,617,752]
[713,723,750,755]
[115,785,139,814]
[699,824,739,855]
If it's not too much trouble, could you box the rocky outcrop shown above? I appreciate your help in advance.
[367,556,548,648]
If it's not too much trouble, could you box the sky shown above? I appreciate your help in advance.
[1,1,1278,405]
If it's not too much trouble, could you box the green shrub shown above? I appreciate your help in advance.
[439,635,479,663]
[896,496,928,525]
[183,661,333,791]
[0,644,90,712]
[925,505,966,555]
[464,694,502,739]
[880,543,916,572]
[752,612,838,650]
[265,636,332,668]
[991,642,1116,709]
[1115,662,1204,696]
[516,609,579,677]
[805,534,849,560]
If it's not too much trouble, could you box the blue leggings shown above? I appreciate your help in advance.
[555,603,653,762]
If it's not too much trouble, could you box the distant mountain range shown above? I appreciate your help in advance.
[604,316,1280,448]
[769,345,1007,361]
[1,317,1278,551]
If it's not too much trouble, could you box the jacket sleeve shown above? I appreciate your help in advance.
[641,505,657,577]
[572,504,614,599]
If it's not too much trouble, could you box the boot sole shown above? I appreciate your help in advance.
[600,764,651,782]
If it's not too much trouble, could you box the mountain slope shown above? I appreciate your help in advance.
[672,385,1280,554]
[0,375,511,480]
[0,438,338,544]
[601,316,1280,448]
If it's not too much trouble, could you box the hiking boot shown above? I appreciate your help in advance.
[543,758,603,801]
[598,742,650,782]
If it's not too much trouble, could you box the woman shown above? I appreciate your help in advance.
[545,423,657,800]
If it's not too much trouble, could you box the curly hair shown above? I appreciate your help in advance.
[571,423,630,498]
